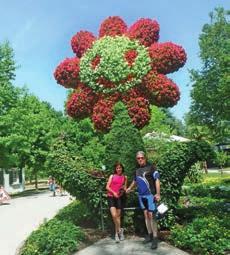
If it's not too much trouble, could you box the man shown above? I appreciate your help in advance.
[126,151,160,249]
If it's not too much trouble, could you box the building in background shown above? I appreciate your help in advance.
[0,168,25,194]
[143,131,190,142]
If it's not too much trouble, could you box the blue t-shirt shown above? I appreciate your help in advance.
[134,162,160,196]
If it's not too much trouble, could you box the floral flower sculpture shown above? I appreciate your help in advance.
[54,16,187,132]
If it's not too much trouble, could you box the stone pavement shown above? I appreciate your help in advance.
[75,236,190,255]
[0,191,71,255]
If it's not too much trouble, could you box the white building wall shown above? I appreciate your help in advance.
[3,169,25,194]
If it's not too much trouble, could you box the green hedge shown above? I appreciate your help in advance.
[171,171,230,255]
[20,218,85,255]
[157,141,214,209]
[183,184,230,199]
[153,141,213,228]
[170,216,230,255]
[48,142,107,219]
[19,201,91,255]
[56,200,97,228]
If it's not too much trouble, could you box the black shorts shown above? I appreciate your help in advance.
[107,196,124,209]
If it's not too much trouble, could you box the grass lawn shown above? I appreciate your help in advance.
[202,171,230,184]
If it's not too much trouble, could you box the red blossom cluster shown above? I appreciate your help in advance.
[54,57,80,89]
[125,97,151,128]
[121,87,145,102]
[99,16,127,37]
[127,18,159,47]
[149,42,187,74]
[91,55,101,69]
[97,77,115,88]
[71,31,96,58]
[66,84,97,119]
[124,49,138,66]
[101,93,121,103]
[143,71,180,107]
[92,99,114,132]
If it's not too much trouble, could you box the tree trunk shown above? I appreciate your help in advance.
[35,172,38,190]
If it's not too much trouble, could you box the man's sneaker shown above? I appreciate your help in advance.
[143,233,153,244]
[115,233,120,243]
[119,228,125,241]
[151,238,158,249]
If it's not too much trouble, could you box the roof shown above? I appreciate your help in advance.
[143,131,190,142]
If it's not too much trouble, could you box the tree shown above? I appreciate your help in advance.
[0,41,16,83]
[161,109,185,136]
[0,41,22,167]
[0,92,62,188]
[0,41,20,115]
[188,8,230,142]
[141,106,185,136]
[141,106,171,135]
[104,102,145,178]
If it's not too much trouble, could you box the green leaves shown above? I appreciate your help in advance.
[104,102,145,178]
[189,8,230,142]
[171,215,229,254]
[20,218,85,255]
[0,91,63,186]
[156,141,213,208]
[0,41,16,83]
[80,36,151,94]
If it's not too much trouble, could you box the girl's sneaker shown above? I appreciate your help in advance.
[119,228,125,241]
[115,233,120,243]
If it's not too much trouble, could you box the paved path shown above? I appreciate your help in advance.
[0,191,71,255]
[0,191,190,255]
[75,236,190,255]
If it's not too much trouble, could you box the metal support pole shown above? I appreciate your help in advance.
[99,188,104,231]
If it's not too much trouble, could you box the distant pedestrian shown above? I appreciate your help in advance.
[0,185,11,204]
[48,176,56,196]
[57,183,65,196]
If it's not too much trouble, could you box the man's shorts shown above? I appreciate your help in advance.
[107,196,124,209]
[138,194,157,212]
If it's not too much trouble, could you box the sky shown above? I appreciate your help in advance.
[0,0,229,120]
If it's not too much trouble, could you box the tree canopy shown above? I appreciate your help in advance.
[188,7,230,142]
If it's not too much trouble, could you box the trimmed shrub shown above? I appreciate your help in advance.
[56,200,96,228]
[20,218,85,255]
[183,184,230,199]
[157,141,214,209]
[48,145,106,218]
[152,141,214,228]
[186,161,204,184]
[170,216,230,255]
[104,102,145,179]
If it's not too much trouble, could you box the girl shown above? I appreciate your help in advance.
[106,162,127,243]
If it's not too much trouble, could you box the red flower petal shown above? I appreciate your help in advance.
[54,57,80,88]
[99,16,127,37]
[127,18,159,47]
[71,31,96,58]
